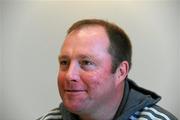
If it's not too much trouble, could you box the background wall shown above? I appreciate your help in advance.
[0,0,179,119]
[0,1,3,119]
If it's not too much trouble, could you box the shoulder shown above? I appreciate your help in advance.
[37,108,63,120]
[130,105,177,120]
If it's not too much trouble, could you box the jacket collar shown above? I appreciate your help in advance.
[113,78,161,120]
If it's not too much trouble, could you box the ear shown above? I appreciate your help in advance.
[115,61,129,84]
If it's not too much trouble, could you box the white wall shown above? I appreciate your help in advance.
[1,1,179,119]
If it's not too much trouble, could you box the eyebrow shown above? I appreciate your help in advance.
[58,55,69,61]
[58,54,96,61]
[78,55,96,61]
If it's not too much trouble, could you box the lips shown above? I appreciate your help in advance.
[65,90,87,92]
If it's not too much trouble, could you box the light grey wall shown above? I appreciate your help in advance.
[0,1,3,119]
[1,1,179,120]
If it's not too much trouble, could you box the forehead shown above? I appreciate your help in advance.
[61,25,110,55]
[67,25,109,43]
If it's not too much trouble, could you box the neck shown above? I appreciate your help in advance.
[79,81,125,120]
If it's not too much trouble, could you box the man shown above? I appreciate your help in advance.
[38,19,177,120]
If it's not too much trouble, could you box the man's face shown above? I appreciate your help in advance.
[58,26,119,114]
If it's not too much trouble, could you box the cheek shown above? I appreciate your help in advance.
[57,72,65,92]
[81,71,108,89]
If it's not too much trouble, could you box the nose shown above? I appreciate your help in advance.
[65,61,80,82]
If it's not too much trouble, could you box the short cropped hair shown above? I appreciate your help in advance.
[67,19,132,73]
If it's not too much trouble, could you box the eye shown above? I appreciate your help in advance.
[79,59,96,71]
[80,60,93,66]
[60,60,68,65]
[59,59,69,70]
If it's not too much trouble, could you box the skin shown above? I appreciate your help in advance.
[58,25,129,120]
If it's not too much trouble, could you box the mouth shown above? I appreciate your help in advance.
[65,90,86,92]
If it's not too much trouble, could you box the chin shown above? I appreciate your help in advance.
[64,100,85,113]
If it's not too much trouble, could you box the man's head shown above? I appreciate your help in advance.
[57,19,132,118]
[67,19,132,73]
